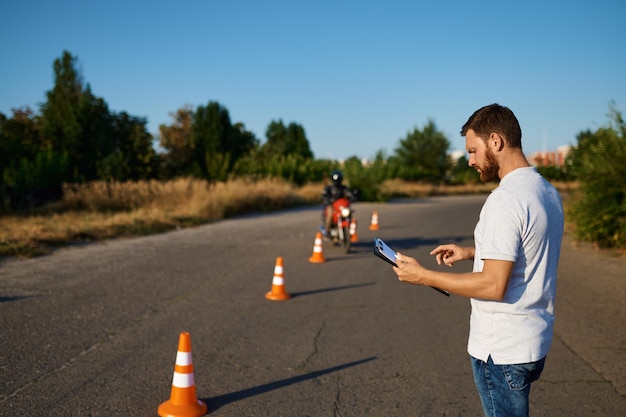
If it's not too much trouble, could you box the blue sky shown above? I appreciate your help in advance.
[2,0,624,161]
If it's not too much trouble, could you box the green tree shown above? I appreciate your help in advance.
[262,120,314,159]
[1,51,160,210]
[0,108,70,210]
[38,51,130,182]
[0,108,42,174]
[190,101,258,181]
[193,101,231,180]
[76,86,114,180]
[230,122,259,164]
[97,112,156,181]
[568,104,626,248]
[392,119,451,181]
[536,165,571,182]
[2,147,69,195]
[342,151,392,201]
[39,51,84,169]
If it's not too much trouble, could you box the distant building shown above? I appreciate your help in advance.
[529,145,572,167]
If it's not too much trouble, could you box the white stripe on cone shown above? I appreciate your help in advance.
[175,351,192,366]
[172,371,195,388]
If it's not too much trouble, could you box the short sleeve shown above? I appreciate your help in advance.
[479,191,521,262]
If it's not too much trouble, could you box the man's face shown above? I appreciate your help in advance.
[465,129,500,182]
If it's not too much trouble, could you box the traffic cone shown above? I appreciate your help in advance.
[308,231,326,263]
[369,211,380,231]
[265,256,291,301]
[158,332,207,417]
[349,219,359,242]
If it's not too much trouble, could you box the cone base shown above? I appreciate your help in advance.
[158,399,207,417]
[265,291,291,301]
[368,226,379,231]
[308,255,326,263]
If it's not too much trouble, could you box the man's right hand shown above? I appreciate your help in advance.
[429,244,475,267]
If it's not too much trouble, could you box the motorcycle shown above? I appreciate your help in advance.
[321,196,353,253]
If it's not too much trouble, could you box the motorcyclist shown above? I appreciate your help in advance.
[322,170,353,238]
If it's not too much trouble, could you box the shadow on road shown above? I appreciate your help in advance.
[0,295,37,303]
[202,356,377,412]
[290,282,376,298]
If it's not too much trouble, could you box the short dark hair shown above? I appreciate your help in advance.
[460,103,522,148]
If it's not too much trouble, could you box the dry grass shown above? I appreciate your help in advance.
[0,178,579,258]
[379,179,497,198]
[0,178,319,258]
[379,179,578,199]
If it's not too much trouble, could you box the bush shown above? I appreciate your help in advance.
[342,152,391,202]
[567,105,626,249]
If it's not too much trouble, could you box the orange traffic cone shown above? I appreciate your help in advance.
[158,332,207,417]
[349,219,359,242]
[369,211,380,231]
[308,232,326,263]
[265,256,291,301]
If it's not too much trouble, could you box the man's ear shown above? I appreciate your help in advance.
[489,133,505,152]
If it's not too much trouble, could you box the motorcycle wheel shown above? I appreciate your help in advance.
[342,226,351,253]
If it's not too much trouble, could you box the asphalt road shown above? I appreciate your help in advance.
[1,195,624,417]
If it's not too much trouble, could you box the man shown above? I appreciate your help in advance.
[393,104,564,417]
[322,170,353,238]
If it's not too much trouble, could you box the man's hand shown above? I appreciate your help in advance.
[393,252,427,285]
[429,244,475,267]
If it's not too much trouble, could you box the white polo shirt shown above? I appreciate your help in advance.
[468,167,564,365]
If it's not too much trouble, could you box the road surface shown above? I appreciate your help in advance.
[1,195,624,416]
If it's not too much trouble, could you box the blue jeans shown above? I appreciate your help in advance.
[471,355,546,417]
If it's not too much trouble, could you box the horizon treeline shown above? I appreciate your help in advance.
[0,51,478,208]
[2,51,623,249]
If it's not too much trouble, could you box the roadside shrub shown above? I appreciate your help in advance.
[567,105,626,249]
[342,152,391,202]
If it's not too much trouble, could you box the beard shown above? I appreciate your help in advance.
[478,148,500,182]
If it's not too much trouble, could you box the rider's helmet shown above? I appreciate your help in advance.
[331,170,343,186]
